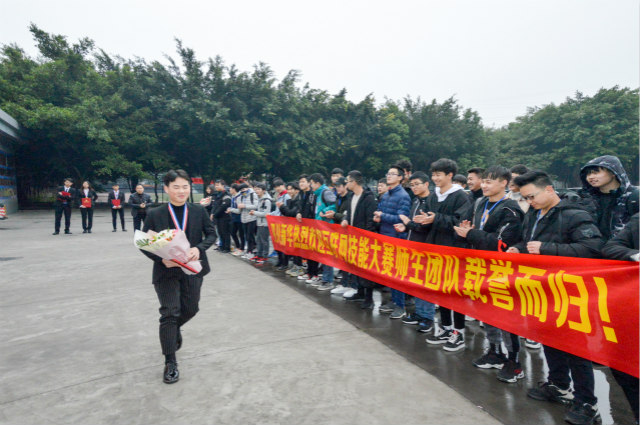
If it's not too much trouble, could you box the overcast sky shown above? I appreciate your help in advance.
[1,0,638,127]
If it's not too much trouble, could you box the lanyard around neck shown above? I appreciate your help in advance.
[168,204,188,231]
[480,196,506,230]
[530,210,542,241]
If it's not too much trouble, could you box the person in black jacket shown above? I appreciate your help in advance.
[420,159,472,352]
[279,182,304,275]
[108,183,126,232]
[341,170,378,309]
[78,180,98,233]
[53,177,77,235]
[506,170,604,425]
[295,174,320,282]
[395,171,436,333]
[211,180,232,253]
[140,169,216,384]
[454,166,525,383]
[129,184,153,231]
[602,213,639,423]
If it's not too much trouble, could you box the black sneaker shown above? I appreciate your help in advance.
[417,319,434,333]
[344,293,365,302]
[564,400,601,425]
[442,330,465,352]
[52,231,59,235]
[497,359,525,383]
[361,298,374,309]
[527,381,574,405]
[378,302,396,313]
[401,313,421,325]
[426,328,453,345]
[163,362,179,384]
[473,351,506,369]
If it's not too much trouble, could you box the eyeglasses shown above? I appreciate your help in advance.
[409,182,424,187]
[386,173,401,177]
[522,190,544,202]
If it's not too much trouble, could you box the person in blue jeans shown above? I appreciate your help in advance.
[394,171,436,331]
[308,173,337,291]
[374,164,411,319]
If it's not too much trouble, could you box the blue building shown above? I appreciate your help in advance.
[0,109,20,214]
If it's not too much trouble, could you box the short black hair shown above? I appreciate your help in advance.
[513,170,553,189]
[395,159,413,173]
[510,164,529,176]
[207,184,216,193]
[409,171,429,184]
[334,177,346,187]
[272,178,285,187]
[331,168,344,176]
[286,181,300,191]
[215,179,227,186]
[112,182,119,187]
[231,183,241,192]
[347,170,364,186]
[237,182,249,191]
[430,158,458,176]
[452,174,467,185]
[163,169,191,186]
[378,178,388,184]
[298,174,309,182]
[467,167,485,176]
[388,164,404,176]
[64,177,74,183]
[254,182,267,191]
[308,173,325,185]
[482,166,511,183]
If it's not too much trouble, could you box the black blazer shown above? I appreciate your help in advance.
[129,192,153,216]
[107,190,126,208]
[78,189,98,208]
[54,186,77,208]
[142,203,217,283]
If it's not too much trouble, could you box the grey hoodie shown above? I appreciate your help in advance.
[228,189,258,223]
[252,193,273,227]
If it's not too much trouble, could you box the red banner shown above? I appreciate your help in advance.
[267,216,639,377]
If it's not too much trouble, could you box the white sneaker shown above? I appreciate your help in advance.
[233,250,244,257]
[330,284,348,294]
[297,273,310,281]
[305,276,321,285]
[525,339,542,349]
[343,288,357,298]
[243,253,255,260]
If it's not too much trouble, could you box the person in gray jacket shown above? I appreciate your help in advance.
[228,182,258,258]
[251,182,272,264]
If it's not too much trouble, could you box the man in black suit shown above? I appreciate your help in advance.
[107,183,126,232]
[53,178,77,235]
[141,169,216,384]
[129,184,153,231]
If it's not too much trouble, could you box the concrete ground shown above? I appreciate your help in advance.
[0,210,636,425]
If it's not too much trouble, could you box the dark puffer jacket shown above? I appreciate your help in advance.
[377,185,411,238]
[344,187,377,232]
[512,199,603,258]
[467,197,523,251]
[579,155,639,239]
[602,213,639,261]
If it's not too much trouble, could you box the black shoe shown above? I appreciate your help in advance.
[564,400,601,425]
[361,299,374,309]
[82,229,87,233]
[417,319,434,333]
[176,328,182,351]
[88,229,92,233]
[163,362,179,384]
[473,351,506,369]
[52,231,59,235]
[344,293,365,302]
[122,229,127,232]
[402,313,421,325]
[64,230,71,234]
[112,229,117,232]
[527,381,574,405]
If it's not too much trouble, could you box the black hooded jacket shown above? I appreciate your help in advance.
[423,188,472,248]
[602,213,639,261]
[343,187,377,232]
[279,194,301,217]
[405,194,430,242]
[512,198,604,258]
[466,197,524,251]
[579,155,639,239]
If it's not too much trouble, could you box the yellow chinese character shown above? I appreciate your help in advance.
[329,231,339,256]
[307,227,317,251]
[487,259,515,311]
[300,226,310,249]
[338,234,348,261]
[369,239,382,272]
[315,229,326,254]
[442,255,461,295]
[593,277,617,343]
[548,271,591,334]
[424,253,443,291]
[269,223,280,244]
[357,236,371,269]
[347,235,358,265]
[462,257,487,302]
[408,251,425,285]
[514,266,548,322]
[394,247,410,280]
[293,225,301,248]
[381,243,395,276]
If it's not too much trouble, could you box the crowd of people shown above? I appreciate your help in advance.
[202,155,638,425]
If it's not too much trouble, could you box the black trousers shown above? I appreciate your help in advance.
[439,307,466,329]
[154,272,203,356]
[611,368,639,421]
[243,221,257,253]
[80,208,94,230]
[111,208,125,229]
[307,260,319,276]
[133,213,146,231]
[216,218,231,252]
[54,205,71,232]
[543,345,596,405]
[231,221,245,250]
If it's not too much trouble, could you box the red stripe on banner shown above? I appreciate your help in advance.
[267,216,639,377]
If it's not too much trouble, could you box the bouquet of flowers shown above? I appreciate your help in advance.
[134,229,202,275]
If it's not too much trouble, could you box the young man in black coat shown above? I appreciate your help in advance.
[454,166,525,383]
[53,177,77,235]
[340,170,378,308]
[108,183,127,232]
[129,184,153,231]
[507,171,604,425]
[140,169,216,384]
[211,180,232,253]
